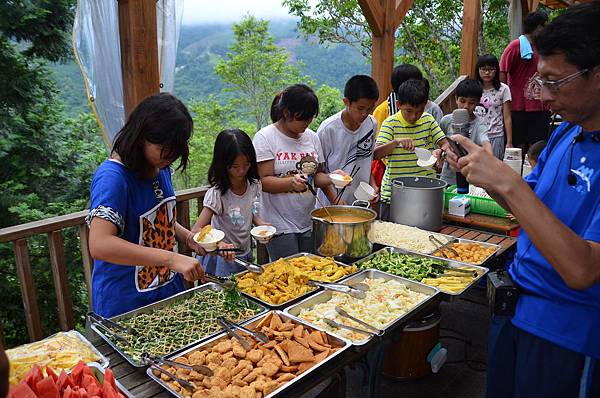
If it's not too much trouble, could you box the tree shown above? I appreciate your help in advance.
[284,0,512,97]
[310,84,344,131]
[215,15,312,131]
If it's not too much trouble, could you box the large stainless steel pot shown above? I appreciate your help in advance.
[311,205,377,260]
[391,176,447,231]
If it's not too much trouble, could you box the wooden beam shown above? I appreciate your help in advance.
[78,225,94,308]
[371,0,397,103]
[358,0,384,36]
[394,0,414,29]
[14,239,43,341]
[459,0,481,78]
[48,231,75,331]
[118,0,160,118]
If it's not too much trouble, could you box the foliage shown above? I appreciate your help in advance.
[215,15,311,131]
[284,0,511,97]
[310,84,344,131]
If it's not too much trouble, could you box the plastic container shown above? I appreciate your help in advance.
[444,185,508,218]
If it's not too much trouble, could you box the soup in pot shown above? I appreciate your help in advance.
[327,215,370,223]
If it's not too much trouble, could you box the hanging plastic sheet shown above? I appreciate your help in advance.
[73,0,184,146]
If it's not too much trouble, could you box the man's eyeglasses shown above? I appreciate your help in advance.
[533,69,589,94]
[479,67,496,74]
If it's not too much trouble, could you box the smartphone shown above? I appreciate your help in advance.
[446,138,468,158]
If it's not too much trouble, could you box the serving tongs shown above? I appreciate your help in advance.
[141,352,213,376]
[308,280,368,299]
[146,362,197,391]
[204,273,236,289]
[88,312,136,344]
[429,235,460,258]
[335,306,384,336]
[217,317,268,351]
[215,248,244,254]
[234,257,264,274]
[323,318,375,337]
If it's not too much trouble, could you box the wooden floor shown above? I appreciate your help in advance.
[89,225,516,398]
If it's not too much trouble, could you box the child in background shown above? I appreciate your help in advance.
[476,54,513,159]
[87,93,205,317]
[422,77,444,123]
[374,79,449,220]
[253,84,335,260]
[439,79,492,185]
[317,75,380,205]
[192,129,270,277]
[527,139,547,168]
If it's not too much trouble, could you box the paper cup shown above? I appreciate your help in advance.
[354,182,376,201]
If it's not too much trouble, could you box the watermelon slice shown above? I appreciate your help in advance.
[45,366,59,383]
[70,362,87,385]
[56,370,73,392]
[8,382,37,398]
[81,374,101,397]
[103,368,117,391]
[25,364,44,394]
[36,377,60,398]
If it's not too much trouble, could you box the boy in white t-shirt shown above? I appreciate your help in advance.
[317,75,380,205]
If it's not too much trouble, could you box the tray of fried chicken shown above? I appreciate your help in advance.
[146,311,350,398]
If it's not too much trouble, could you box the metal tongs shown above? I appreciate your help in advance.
[141,352,213,377]
[204,274,236,289]
[88,312,134,344]
[335,306,384,336]
[308,280,368,299]
[217,316,269,351]
[323,318,375,337]
[429,235,460,258]
[146,362,197,391]
[234,257,264,274]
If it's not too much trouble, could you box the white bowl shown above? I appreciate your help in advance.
[329,173,352,189]
[251,225,276,244]
[417,156,437,169]
[414,147,433,161]
[193,228,225,252]
[354,181,377,201]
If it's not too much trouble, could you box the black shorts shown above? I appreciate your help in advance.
[511,110,551,147]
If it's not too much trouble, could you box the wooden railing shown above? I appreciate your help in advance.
[0,186,242,347]
[435,75,467,115]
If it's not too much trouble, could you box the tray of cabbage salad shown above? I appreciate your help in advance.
[284,269,439,345]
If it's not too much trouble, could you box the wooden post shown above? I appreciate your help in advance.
[48,231,75,331]
[459,0,482,79]
[78,225,94,308]
[118,0,160,118]
[359,0,414,104]
[14,239,43,341]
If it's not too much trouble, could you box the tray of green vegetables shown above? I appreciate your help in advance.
[90,283,267,367]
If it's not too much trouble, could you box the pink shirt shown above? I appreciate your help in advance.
[499,38,546,112]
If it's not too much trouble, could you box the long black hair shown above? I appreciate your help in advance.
[476,54,501,90]
[208,129,260,195]
[270,84,319,123]
[112,93,193,175]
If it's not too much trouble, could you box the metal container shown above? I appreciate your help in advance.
[391,176,447,231]
[354,247,489,296]
[285,269,439,346]
[146,311,350,398]
[237,252,358,310]
[91,283,267,367]
[87,362,135,398]
[311,205,377,260]
[427,237,501,266]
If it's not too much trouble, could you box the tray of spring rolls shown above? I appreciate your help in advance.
[146,311,350,398]
[284,269,439,346]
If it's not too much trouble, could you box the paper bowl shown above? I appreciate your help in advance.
[193,229,225,252]
[329,173,352,189]
[417,156,437,169]
[354,182,377,201]
[251,225,276,244]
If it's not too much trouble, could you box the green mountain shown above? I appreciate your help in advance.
[50,19,370,116]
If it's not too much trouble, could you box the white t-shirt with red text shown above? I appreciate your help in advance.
[253,124,323,234]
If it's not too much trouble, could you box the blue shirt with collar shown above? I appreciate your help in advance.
[508,122,600,359]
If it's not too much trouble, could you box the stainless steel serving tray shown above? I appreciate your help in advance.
[284,269,438,346]
[90,283,268,368]
[236,252,359,310]
[354,247,489,296]
[146,310,351,398]
[426,237,501,267]
[87,362,135,398]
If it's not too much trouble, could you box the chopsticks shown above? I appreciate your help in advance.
[333,165,360,205]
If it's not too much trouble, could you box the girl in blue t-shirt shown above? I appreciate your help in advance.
[87,93,206,317]
[191,129,271,277]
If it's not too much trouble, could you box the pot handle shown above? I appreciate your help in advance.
[351,200,371,209]
[393,180,405,189]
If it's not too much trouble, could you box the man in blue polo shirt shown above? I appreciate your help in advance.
[447,3,600,397]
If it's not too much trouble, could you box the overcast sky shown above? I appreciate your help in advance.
[182,0,297,24]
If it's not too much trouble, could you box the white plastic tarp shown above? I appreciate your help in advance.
[73,0,184,146]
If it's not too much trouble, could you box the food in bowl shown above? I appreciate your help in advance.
[251,225,276,243]
[329,173,352,188]
[193,226,225,251]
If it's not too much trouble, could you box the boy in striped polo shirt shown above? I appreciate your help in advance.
[374,79,449,219]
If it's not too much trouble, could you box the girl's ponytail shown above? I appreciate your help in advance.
[270,92,284,123]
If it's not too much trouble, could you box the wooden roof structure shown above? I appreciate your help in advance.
[115,0,588,113]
